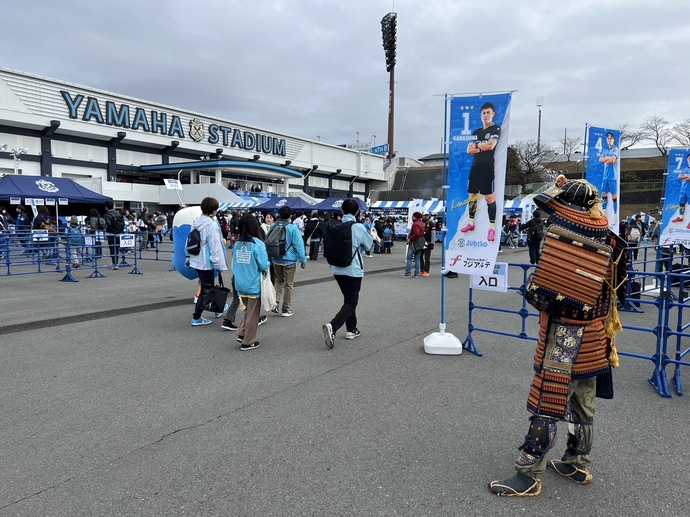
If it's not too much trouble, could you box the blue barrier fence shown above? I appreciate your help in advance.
[0,230,175,280]
[462,243,690,398]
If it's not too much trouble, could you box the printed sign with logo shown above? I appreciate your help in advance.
[445,92,513,276]
[659,148,690,246]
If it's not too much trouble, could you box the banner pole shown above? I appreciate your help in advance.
[424,94,462,355]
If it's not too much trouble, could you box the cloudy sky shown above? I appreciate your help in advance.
[2,0,688,159]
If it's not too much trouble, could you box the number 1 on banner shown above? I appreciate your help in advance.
[461,112,471,135]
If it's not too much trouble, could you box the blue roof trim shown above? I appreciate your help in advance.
[140,160,302,178]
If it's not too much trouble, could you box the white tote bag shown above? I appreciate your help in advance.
[260,272,277,312]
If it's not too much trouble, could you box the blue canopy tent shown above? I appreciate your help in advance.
[0,175,112,223]
[0,175,112,204]
[218,196,265,211]
[258,196,316,212]
[312,197,368,213]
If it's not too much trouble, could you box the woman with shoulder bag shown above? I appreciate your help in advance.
[232,214,270,351]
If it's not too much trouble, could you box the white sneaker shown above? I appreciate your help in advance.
[345,329,361,340]
[322,323,335,349]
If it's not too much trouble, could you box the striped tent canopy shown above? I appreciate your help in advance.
[370,200,445,214]
[503,195,535,215]
[218,197,265,211]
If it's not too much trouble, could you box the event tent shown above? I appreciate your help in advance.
[218,196,265,211]
[258,196,316,211]
[370,199,445,214]
[0,175,112,204]
[311,197,368,213]
[503,195,536,216]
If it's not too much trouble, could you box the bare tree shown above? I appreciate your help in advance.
[672,118,690,147]
[558,131,582,161]
[618,122,649,150]
[513,139,554,184]
[640,115,672,155]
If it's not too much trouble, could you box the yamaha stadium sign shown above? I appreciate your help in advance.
[60,90,286,156]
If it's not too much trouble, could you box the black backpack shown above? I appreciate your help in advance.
[323,220,358,267]
[530,220,544,242]
[186,227,202,256]
[265,221,292,259]
[106,210,126,234]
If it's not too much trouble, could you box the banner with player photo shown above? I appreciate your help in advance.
[586,126,620,233]
[444,93,512,276]
[659,148,690,246]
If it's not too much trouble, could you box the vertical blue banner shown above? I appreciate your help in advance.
[586,126,620,233]
[659,148,690,246]
[445,93,512,275]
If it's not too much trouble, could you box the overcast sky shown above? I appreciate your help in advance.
[2,0,688,159]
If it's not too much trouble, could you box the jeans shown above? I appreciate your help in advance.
[308,239,320,261]
[193,269,216,319]
[107,235,122,265]
[405,245,422,276]
[331,275,362,333]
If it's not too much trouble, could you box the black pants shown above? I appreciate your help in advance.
[193,269,216,319]
[331,275,362,334]
[107,235,121,265]
[527,241,540,265]
[422,246,432,273]
[309,239,320,261]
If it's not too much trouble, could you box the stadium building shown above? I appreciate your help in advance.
[0,68,385,211]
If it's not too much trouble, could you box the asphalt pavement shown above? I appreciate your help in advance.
[1,243,688,516]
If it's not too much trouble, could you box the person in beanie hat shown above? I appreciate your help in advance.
[403,212,425,278]
[489,175,628,497]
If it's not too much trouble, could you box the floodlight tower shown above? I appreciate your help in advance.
[381,12,397,160]
[536,97,543,153]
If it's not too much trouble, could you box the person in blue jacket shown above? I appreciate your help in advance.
[322,198,374,349]
[232,214,270,351]
[271,205,308,317]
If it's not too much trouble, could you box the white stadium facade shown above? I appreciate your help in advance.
[0,68,385,211]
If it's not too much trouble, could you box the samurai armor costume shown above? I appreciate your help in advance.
[490,177,627,497]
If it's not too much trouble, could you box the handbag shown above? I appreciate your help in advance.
[260,272,277,312]
[201,272,230,313]
[412,236,426,252]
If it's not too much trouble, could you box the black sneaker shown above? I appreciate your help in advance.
[236,335,244,343]
[240,342,260,351]
[221,319,238,331]
[258,314,268,326]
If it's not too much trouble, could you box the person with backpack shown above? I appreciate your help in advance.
[520,210,545,265]
[265,205,307,317]
[103,201,125,269]
[187,197,228,327]
[381,222,394,254]
[625,217,643,261]
[321,198,374,349]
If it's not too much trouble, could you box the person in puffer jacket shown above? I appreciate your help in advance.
[189,197,228,326]
[232,214,270,351]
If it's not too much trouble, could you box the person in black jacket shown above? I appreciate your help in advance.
[103,201,125,269]
[304,211,322,261]
[519,210,545,265]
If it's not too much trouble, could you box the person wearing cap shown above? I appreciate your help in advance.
[489,176,627,497]
[420,213,435,277]
[403,212,425,278]
[460,102,501,242]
